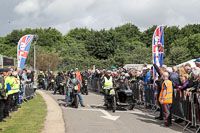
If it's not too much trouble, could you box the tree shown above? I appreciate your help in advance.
[129,45,152,64]
[164,46,192,66]
[140,25,157,47]
[29,49,60,71]
[164,26,180,53]
[85,29,116,59]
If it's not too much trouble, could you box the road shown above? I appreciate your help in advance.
[43,89,191,133]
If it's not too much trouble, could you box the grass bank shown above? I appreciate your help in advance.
[0,93,47,133]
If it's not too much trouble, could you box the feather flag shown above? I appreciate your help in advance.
[17,35,34,74]
[152,25,164,102]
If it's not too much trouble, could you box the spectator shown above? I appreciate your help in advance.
[169,66,180,88]
[194,58,200,68]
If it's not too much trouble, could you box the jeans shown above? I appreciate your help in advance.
[66,88,84,105]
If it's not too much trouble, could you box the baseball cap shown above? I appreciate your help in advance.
[194,58,200,62]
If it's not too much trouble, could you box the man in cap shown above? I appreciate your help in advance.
[194,58,200,68]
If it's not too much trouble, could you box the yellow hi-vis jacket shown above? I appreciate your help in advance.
[104,76,113,90]
[11,76,20,94]
[4,76,15,96]
[159,80,173,104]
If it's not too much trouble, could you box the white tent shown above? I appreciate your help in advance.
[176,59,197,68]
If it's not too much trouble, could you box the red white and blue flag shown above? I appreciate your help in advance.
[152,25,164,101]
[17,35,34,74]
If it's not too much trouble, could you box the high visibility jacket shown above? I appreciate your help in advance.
[11,76,20,93]
[104,77,113,90]
[5,76,15,96]
[159,80,173,104]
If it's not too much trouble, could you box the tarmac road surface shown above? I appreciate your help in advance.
[43,90,191,133]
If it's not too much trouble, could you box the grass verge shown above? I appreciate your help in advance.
[0,93,47,133]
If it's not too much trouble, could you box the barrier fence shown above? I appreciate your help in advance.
[20,82,36,102]
[88,78,200,132]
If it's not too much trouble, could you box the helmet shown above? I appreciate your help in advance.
[71,72,76,75]
[107,70,112,74]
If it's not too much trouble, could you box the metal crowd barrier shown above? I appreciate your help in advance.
[88,77,102,92]
[129,82,158,110]
[88,78,200,132]
[20,82,36,102]
[131,83,200,132]
[194,92,200,133]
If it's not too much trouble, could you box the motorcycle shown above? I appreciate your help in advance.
[69,85,80,108]
[81,80,88,95]
[59,82,65,95]
[38,78,44,89]
[116,89,135,110]
[48,79,56,91]
[105,88,117,113]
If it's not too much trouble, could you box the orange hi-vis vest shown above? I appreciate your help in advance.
[159,80,173,104]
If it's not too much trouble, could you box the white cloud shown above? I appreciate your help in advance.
[1,0,200,36]
[14,0,40,16]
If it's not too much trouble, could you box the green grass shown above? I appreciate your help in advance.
[0,93,47,133]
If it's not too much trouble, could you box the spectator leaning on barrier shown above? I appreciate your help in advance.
[194,58,200,68]
[177,74,189,92]
[185,66,194,88]
[159,72,173,127]
[191,70,200,92]
[141,67,151,108]
[169,66,180,89]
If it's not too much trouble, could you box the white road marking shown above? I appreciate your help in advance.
[99,109,120,121]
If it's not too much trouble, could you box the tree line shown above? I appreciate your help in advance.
[0,23,200,70]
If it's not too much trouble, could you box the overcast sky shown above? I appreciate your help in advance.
[0,0,200,36]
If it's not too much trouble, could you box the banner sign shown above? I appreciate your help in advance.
[17,35,34,74]
[152,25,164,101]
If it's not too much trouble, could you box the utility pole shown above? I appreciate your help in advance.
[33,35,38,74]
[33,35,38,89]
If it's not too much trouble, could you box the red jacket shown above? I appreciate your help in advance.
[76,71,82,91]
[76,71,82,82]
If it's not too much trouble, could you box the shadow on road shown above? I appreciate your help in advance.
[131,110,189,133]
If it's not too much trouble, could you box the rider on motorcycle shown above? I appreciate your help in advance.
[101,70,115,105]
[54,72,64,94]
[81,72,88,94]
[65,72,85,107]
[48,71,55,90]
[116,76,130,90]
[38,71,45,89]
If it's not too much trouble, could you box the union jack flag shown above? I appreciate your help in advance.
[152,25,164,103]
[17,35,34,75]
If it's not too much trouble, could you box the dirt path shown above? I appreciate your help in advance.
[37,90,65,133]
